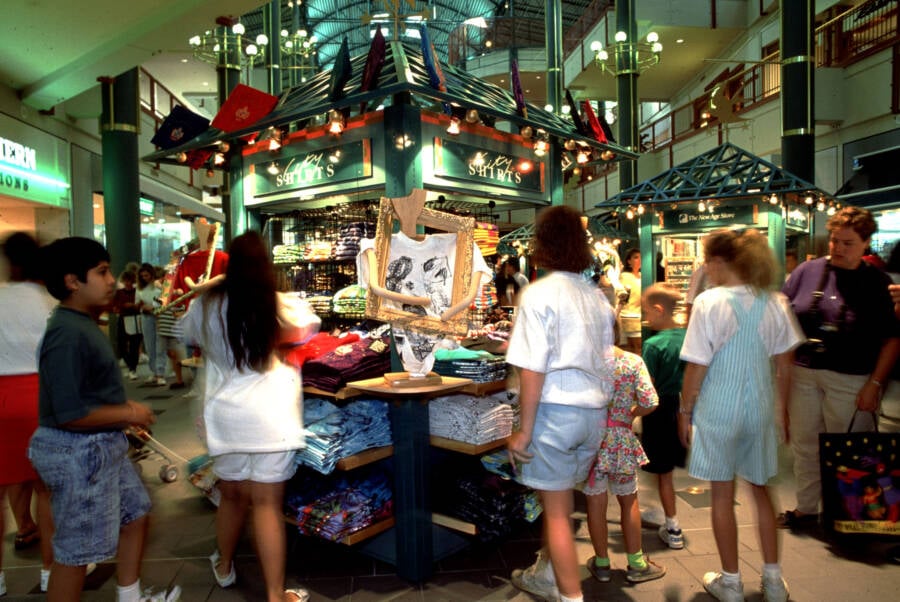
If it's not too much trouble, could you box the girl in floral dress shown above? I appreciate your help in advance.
[582,345,665,583]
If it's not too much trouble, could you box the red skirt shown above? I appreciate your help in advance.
[0,373,40,484]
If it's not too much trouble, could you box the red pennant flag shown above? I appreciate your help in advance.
[582,100,607,144]
[359,28,386,113]
[211,84,279,133]
[184,149,214,170]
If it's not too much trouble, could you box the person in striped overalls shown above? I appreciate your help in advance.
[678,229,803,602]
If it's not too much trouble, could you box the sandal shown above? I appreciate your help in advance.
[776,509,819,529]
[14,527,40,550]
[285,588,310,602]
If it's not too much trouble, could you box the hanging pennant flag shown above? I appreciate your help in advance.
[420,24,451,115]
[565,89,589,137]
[210,84,279,133]
[598,109,616,144]
[151,105,210,150]
[582,100,607,144]
[511,59,528,119]
[328,36,353,102]
[359,28,386,113]
[184,149,214,170]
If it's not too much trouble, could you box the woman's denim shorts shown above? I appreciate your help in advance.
[28,426,151,566]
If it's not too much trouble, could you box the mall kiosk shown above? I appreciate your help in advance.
[595,143,836,321]
[144,39,636,582]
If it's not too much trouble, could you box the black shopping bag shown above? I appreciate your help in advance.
[819,411,900,536]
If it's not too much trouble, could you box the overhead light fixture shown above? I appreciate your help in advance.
[636,204,645,215]
[471,151,486,167]
[816,200,826,212]
[698,200,706,212]
[533,138,548,157]
[804,195,814,205]
[328,149,342,164]
[395,134,413,150]
[465,109,480,124]
[625,207,635,220]
[576,150,589,164]
[213,152,225,166]
[446,117,461,135]
[188,17,266,72]
[769,194,779,205]
[327,109,345,135]
[267,162,280,175]
[517,158,533,173]
[600,150,615,161]
[591,30,662,77]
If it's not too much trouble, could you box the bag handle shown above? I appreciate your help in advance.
[846,409,879,433]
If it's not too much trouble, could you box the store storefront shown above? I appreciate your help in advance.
[0,113,71,243]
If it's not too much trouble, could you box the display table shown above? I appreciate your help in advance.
[344,375,472,583]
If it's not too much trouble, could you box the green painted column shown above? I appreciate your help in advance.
[99,68,141,275]
[266,0,282,96]
[616,0,639,190]
[781,0,815,183]
[218,27,243,246]
[545,0,564,205]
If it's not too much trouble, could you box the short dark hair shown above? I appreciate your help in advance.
[41,237,110,300]
[1,231,40,281]
[531,206,592,273]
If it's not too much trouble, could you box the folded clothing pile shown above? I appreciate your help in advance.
[428,393,514,445]
[295,397,391,474]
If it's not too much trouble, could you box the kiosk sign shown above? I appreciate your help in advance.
[251,139,372,196]
[0,128,70,208]
[435,139,543,193]
[659,205,755,230]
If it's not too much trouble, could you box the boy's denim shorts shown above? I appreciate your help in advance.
[28,426,151,566]
[517,403,605,491]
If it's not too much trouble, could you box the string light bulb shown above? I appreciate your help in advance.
[327,110,344,135]
[446,117,460,135]
[267,162,280,175]
[768,194,779,205]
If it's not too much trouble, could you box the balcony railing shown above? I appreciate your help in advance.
[638,0,900,153]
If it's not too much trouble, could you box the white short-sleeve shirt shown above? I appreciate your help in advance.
[680,285,804,366]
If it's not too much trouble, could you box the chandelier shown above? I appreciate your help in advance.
[280,28,318,82]
[590,31,662,77]
[188,17,268,69]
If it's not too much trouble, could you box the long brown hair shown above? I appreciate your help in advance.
[530,206,593,272]
[208,231,279,372]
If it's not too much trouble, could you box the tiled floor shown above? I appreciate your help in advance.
[3,366,900,600]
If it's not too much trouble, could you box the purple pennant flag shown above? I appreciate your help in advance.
[511,59,528,119]
[328,37,353,102]
[359,28,386,113]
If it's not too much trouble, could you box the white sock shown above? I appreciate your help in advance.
[117,579,141,602]
[720,570,741,586]
[665,516,680,531]
[560,595,584,602]
[762,563,782,579]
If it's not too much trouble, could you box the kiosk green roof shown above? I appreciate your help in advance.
[595,143,834,209]
[144,40,636,165]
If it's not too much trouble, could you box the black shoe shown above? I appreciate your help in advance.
[169,382,186,390]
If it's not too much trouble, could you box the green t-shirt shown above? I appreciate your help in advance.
[641,327,686,396]
[38,306,126,427]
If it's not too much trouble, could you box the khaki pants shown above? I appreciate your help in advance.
[789,366,876,514]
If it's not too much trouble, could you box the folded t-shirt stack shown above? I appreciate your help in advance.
[428,393,515,445]
[302,335,391,393]
[332,222,376,261]
[303,240,333,262]
[474,222,499,257]
[432,348,507,383]
[285,465,393,542]
[272,244,302,265]
[295,397,392,474]
[305,293,333,317]
[431,458,535,543]
[332,284,367,317]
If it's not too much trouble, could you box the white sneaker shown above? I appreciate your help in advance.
[155,376,167,386]
[128,371,138,381]
[510,550,559,602]
[41,568,50,592]
[761,574,789,602]
[703,571,744,602]
[0,570,6,596]
[139,585,181,602]
[658,525,685,549]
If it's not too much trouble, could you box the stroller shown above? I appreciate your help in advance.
[126,426,188,483]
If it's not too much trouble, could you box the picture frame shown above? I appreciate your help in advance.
[364,189,475,336]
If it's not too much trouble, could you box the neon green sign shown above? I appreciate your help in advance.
[0,130,70,208]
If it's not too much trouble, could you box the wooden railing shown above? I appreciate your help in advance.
[638,0,900,153]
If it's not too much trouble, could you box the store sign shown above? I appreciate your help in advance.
[0,118,71,209]
[139,198,155,216]
[251,139,372,196]
[786,207,809,229]
[435,139,543,193]
[658,205,756,230]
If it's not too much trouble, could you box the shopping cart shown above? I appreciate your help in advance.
[126,426,189,483]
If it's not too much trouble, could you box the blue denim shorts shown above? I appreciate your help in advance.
[28,427,152,566]
[517,403,605,491]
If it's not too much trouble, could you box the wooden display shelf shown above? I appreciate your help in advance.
[335,445,393,471]
[461,380,507,396]
[302,385,362,400]
[429,434,508,455]
[432,512,477,535]
[346,375,472,397]
[284,515,396,546]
